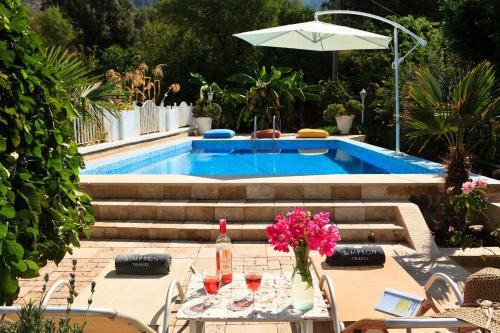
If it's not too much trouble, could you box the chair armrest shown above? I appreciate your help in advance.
[343,317,477,333]
[160,279,184,333]
[319,274,343,333]
[40,279,72,307]
[424,273,463,307]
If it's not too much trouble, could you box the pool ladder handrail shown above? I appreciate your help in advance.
[272,115,276,153]
[253,116,257,153]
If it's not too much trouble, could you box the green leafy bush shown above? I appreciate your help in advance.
[193,100,222,119]
[320,80,350,106]
[323,104,347,123]
[345,99,362,115]
[0,0,94,305]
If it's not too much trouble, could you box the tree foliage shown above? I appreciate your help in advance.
[29,6,77,48]
[0,0,94,305]
[43,0,139,50]
[441,0,499,69]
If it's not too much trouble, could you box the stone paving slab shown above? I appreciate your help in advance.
[15,240,472,333]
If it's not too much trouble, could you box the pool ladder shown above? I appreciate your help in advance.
[253,116,257,152]
[272,115,276,153]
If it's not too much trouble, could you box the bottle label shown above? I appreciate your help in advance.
[218,248,232,273]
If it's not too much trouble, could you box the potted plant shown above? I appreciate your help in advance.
[323,99,361,134]
[193,99,222,134]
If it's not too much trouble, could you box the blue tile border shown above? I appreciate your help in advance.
[81,138,447,175]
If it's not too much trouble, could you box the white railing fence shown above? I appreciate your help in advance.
[140,100,159,135]
[73,115,106,146]
[73,101,193,146]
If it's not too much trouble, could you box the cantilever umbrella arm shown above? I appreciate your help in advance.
[315,10,428,155]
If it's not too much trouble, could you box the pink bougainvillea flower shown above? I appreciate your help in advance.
[461,181,475,194]
[474,178,488,190]
[266,207,341,256]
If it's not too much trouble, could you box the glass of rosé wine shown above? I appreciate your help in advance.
[202,271,221,307]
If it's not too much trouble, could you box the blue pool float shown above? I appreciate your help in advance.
[203,129,235,139]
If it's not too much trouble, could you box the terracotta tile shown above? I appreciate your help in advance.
[274,201,303,216]
[302,201,335,215]
[163,185,191,199]
[137,184,164,199]
[191,184,219,199]
[361,185,388,200]
[365,206,395,221]
[274,185,303,200]
[332,186,361,199]
[91,226,118,239]
[148,224,181,240]
[127,201,159,220]
[219,185,246,200]
[334,206,365,222]
[245,203,275,222]
[386,185,411,200]
[303,185,331,200]
[246,185,274,200]
[185,201,215,221]
[117,226,150,239]
[108,184,137,199]
[157,200,187,220]
[94,200,131,220]
[179,222,213,240]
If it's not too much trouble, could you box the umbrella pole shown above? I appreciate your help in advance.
[394,27,400,155]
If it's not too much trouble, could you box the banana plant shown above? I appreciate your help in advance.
[228,66,320,130]
[189,72,222,101]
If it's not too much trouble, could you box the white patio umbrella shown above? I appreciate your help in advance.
[233,20,392,51]
[234,11,428,154]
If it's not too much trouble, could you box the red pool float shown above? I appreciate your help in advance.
[254,129,281,139]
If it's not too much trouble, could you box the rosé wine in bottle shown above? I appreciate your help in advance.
[216,219,233,284]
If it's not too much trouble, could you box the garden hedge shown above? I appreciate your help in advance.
[0,0,94,305]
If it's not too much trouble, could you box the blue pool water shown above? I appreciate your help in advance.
[82,139,445,176]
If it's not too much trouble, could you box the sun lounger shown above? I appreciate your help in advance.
[310,253,474,333]
[1,259,194,333]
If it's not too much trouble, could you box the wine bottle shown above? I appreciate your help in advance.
[216,219,233,284]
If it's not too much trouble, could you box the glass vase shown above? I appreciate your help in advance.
[291,246,314,311]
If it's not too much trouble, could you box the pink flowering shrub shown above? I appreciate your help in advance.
[448,178,490,248]
[266,207,341,256]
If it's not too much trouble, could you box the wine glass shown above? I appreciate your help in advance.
[245,267,262,304]
[202,271,221,308]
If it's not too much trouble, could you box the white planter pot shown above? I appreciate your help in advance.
[158,106,167,132]
[335,115,355,135]
[108,113,120,142]
[166,106,179,132]
[119,108,140,140]
[194,117,212,134]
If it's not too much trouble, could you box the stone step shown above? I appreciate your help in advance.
[82,181,444,202]
[92,200,397,223]
[91,220,405,242]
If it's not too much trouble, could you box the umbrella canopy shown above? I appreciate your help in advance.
[233,20,391,51]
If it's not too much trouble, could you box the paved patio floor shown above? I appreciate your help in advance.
[16,240,466,333]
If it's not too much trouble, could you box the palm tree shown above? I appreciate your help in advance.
[41,47,124,122]
[405,61,499,234]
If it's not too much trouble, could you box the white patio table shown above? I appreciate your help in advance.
[177,272,330,333]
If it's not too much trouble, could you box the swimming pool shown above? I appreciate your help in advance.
[82,139,445,176]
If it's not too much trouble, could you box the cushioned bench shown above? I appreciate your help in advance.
[296,129,329,138]
[203,129,235,139]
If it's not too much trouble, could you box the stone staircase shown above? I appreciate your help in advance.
[90,199,416,244]
[81,179,444,251]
